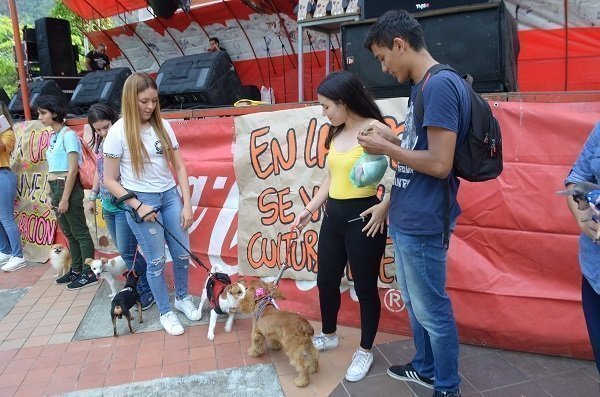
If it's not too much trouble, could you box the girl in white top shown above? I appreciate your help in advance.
[103,72,199,336]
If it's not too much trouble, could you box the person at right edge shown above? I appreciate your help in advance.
[358,9,470,397]
[564,122,600,375]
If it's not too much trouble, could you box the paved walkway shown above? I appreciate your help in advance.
[0,261,597,396]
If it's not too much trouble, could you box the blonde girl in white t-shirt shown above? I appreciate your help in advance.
[103,72,199,336]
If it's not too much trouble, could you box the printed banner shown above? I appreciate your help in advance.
[10,122,57,263]
[234,98,407,286]
[10,121,116,264]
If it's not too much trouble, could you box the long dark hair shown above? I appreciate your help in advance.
[88,103,118,153]
[317,71,385,149]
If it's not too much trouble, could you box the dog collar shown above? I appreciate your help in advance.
[255,295,279,320]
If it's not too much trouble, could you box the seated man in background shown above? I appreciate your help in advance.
[207,37,225,53]
[85,43,110,71]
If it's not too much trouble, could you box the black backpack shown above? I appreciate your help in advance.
[413,64,503,182]
[412,64,503,248]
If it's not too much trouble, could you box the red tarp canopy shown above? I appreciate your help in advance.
[61,0,149,20]
[61,0,295,20]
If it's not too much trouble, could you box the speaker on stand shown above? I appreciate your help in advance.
[35,17,75,77]
[156,52,243,109]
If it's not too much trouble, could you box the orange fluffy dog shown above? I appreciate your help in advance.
[238,280,319,387]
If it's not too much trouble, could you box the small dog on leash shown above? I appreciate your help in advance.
[558,181,600,242]
[111,270,143,337]
[86,257,128,297]
[50,244,71,278]
[238,280,319,387]
[198,265,247,340]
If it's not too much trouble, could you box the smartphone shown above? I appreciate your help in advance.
[0,115,10,133]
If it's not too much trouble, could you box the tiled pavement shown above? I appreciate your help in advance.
[0,261,597,396]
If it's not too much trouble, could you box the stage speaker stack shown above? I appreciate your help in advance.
[156,52,243,109]
[23,27,38,62]
[8,79,69,119]
[69,67,132,115]
[35,17,75,77]
[342,1,519,97]
[359,0,491,19]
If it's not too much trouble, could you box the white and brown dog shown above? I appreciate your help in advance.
[86,257,128,297]
[198,266,247,340]
[50,244,71,278]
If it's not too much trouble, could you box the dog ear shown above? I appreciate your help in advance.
[84,258,93,265]
[238,287,256,313]
[101,257,109,264]
[238,278,247,286]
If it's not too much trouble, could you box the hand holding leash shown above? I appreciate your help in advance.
[137,203,157,222]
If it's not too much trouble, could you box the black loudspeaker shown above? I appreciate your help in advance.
[23,27,38,62]
[148,0,179,18]
[69,67,132,114]
[343,2,519,97]
[0,88,10,106]
[35,17,75,77]
[157,52,243,109]
[360,0,491,19]
[8,79,68,118]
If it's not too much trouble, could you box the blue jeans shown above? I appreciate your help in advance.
[582,276,600,373]
[103,208,150,294]
[126,187,190,315]
[389,225,461,393]
[0,169,22,258]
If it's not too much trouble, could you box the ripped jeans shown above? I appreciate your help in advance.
[126,187,191,315]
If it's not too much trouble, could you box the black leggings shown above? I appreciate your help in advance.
[317,196,387,350]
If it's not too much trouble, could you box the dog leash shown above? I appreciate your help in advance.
[137,208,209,273]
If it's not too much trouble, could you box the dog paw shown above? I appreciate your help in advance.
[224,325,232,333]
[207,332,215,340]
[294,376,310,387]
[247,347,262,357]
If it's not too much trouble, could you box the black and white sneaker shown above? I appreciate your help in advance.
[66,273,98,290]
[56,271,78,284]
[387,363,434,389]
[433,391,461,397]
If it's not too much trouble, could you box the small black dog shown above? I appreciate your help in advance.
[111,271,143,337]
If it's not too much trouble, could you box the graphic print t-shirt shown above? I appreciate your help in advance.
[86,51,109,70]
[389,70,471,235]
[103,118,179,193]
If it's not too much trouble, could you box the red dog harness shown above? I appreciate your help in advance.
[206,272,231,315]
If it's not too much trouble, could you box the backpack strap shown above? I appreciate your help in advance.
[412,64,456,250]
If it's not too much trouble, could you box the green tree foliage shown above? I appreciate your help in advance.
[0,1,113,96]
[0,0,55,25]
[0,16,18,96]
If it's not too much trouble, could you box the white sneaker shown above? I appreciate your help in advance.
[175,295,200,321]
[1,256,26,272]
[345,349,373,382]
[0,252,10,266]
[160,311,184,336]
[312,333,339,351]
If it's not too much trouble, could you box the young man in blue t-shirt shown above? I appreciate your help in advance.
[358,9,470,397]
